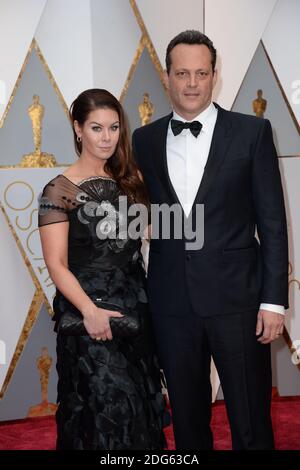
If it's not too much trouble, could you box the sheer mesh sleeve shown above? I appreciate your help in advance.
[38,178,69,227]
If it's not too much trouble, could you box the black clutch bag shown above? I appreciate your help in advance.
[58,299,140,338]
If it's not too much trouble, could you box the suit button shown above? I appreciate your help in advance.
[186,254,191,261]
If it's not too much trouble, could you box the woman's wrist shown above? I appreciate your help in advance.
[80,298,96,318]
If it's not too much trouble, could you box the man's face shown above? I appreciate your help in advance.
[164,44,217,120]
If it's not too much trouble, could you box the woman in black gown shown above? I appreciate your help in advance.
[38,89,169,450]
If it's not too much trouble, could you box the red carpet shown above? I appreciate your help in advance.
[0,396,299,450]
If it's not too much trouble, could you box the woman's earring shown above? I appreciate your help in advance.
[77,136,82,143]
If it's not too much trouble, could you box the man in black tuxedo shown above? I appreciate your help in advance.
[132,31,288,450]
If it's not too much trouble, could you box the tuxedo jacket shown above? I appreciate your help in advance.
[132,104,289,318]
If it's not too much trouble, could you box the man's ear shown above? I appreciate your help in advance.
[212,69,218,88]
[163,69,169,90]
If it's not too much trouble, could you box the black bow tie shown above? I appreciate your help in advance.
[171,119,202,138]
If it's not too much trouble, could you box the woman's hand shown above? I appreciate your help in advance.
[82,304,123,341]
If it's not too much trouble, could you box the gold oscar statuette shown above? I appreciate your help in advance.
[252,89,267,118]
[19,95,57,167]
[27,347,57,417]
[138,92,154,126]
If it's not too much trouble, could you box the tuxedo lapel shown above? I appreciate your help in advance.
[191,104,233,212]
[152,113,182,207]
[150,106,233,212]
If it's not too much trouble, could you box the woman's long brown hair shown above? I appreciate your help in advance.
[69,89,149,206]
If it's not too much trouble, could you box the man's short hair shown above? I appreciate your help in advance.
[166,30,217,74]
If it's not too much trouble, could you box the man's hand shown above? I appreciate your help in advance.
[256,309,284,344]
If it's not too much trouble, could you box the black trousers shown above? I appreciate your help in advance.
[151,308,274,450]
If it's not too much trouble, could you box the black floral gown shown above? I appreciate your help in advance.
[38,174,169,450]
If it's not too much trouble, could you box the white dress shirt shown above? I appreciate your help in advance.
[166,102,284,315]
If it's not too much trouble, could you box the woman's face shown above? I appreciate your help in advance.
[74,107,120,161]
